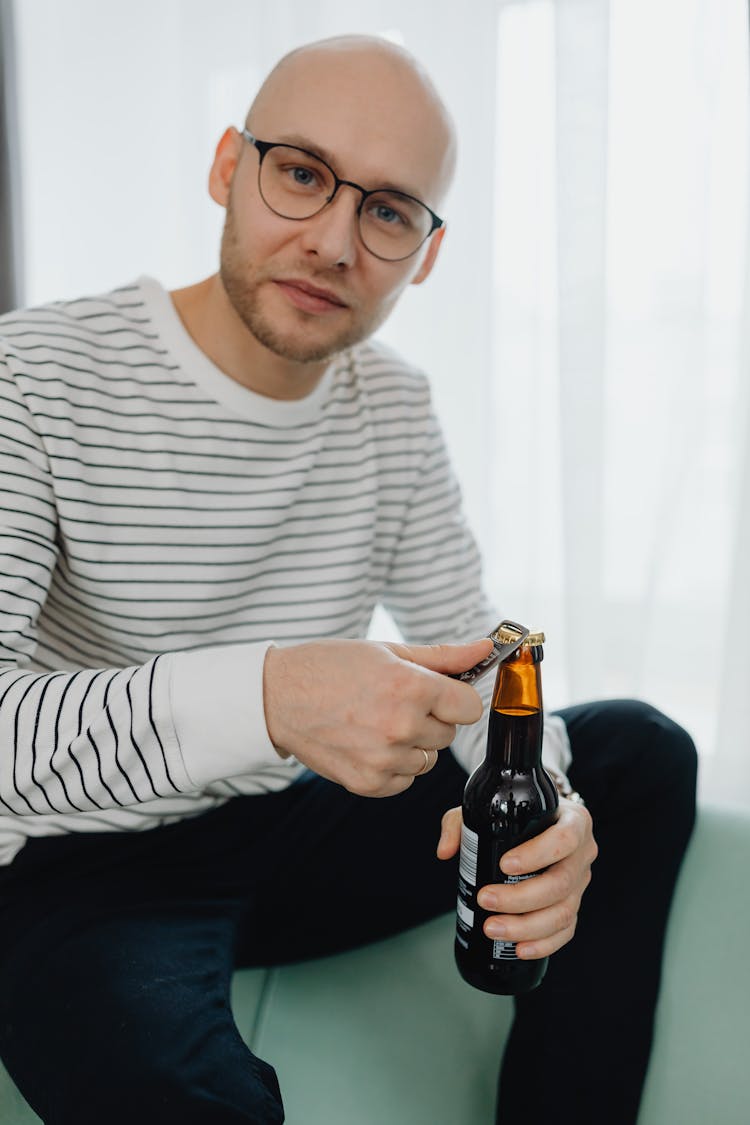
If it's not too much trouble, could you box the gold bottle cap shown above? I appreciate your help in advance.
[493,624,526,645]
[493,623,545,647]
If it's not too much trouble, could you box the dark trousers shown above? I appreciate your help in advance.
[0,700,696,1125]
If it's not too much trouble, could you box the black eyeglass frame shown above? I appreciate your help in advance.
[241,128,444,262]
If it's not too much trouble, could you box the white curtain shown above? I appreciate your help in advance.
[13,0,750,808]
[489,0,749,811]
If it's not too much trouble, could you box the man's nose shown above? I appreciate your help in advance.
[298,186,362,268]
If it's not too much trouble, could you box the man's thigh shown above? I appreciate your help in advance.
[0,748,468,1121]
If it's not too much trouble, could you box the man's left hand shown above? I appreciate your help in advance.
[437,800,598,959]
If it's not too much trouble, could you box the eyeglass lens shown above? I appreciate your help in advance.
[258,145,433,260]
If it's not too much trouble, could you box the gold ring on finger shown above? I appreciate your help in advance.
[415,749,431,776]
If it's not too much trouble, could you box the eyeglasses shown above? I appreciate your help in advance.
[241,129,444,262]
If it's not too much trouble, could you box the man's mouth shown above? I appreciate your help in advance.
[273,278,349,313]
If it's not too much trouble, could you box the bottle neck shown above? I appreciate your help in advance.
[485,644,544,770]
[485,707,543,770]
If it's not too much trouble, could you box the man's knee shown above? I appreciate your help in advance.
[4,1018,284,1125]
[603,698,697,774]
[128,1021,285,1125]
[560,697,698,813]
[132,1052,284,1125]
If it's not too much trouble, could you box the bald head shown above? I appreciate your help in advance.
[246,35,457,207]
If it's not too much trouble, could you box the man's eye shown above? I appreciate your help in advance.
[279,164,328,191]
[371,203,406,227]
[290,166,316,186]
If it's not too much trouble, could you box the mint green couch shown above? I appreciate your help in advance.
[1,805,748,1124]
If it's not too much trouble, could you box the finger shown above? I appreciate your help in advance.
[499,803,593,877]
[389,715,456,763]
[478,856,590,914]
[514,924,578,960]
[483,897,579,945]
[429,676,485,726]
[386,642,489,725]
[390,637,493,677]
[437,806,462,860]
[340,766,416,799]
[396,747,439,780]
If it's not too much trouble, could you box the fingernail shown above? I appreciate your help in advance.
[503,857,521,874]
[486,920,508,938]
[477,891,499,910]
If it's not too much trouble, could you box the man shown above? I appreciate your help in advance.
[0,34,695,1125]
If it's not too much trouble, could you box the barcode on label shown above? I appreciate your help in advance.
[493,939,518,961]
[459,825,479,885]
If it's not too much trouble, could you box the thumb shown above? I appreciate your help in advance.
[437,806,463,860]
[389,637,493,676]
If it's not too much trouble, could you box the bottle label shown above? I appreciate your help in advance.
[458,825,479,885]
[456,897,474,929]
[456,826,480,942]
[492,938,519,960]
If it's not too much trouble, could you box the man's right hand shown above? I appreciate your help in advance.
[262,637,492,797]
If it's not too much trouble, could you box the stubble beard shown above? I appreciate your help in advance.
[219,197,391,364]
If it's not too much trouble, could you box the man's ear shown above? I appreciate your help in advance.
[410,225,447,286]
[208,127,243,208]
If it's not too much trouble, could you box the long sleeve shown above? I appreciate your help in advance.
[0,355,286,817]
[0,356,188,813]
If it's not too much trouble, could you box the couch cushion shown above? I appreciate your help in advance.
[252,914,512,1124]
[639,805,750,1125]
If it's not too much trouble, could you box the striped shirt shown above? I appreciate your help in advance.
[0,276,569,866]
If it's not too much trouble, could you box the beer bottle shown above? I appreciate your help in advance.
[454,630,558,995]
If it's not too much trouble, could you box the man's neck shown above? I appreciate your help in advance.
[169,274,329,401]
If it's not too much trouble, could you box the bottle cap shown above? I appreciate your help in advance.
[494,623,527,645]
[496,625,545,646]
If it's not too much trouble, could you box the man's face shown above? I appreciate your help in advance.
[213,48,451,364]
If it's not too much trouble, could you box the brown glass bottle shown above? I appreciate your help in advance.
[454,633,558,995]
